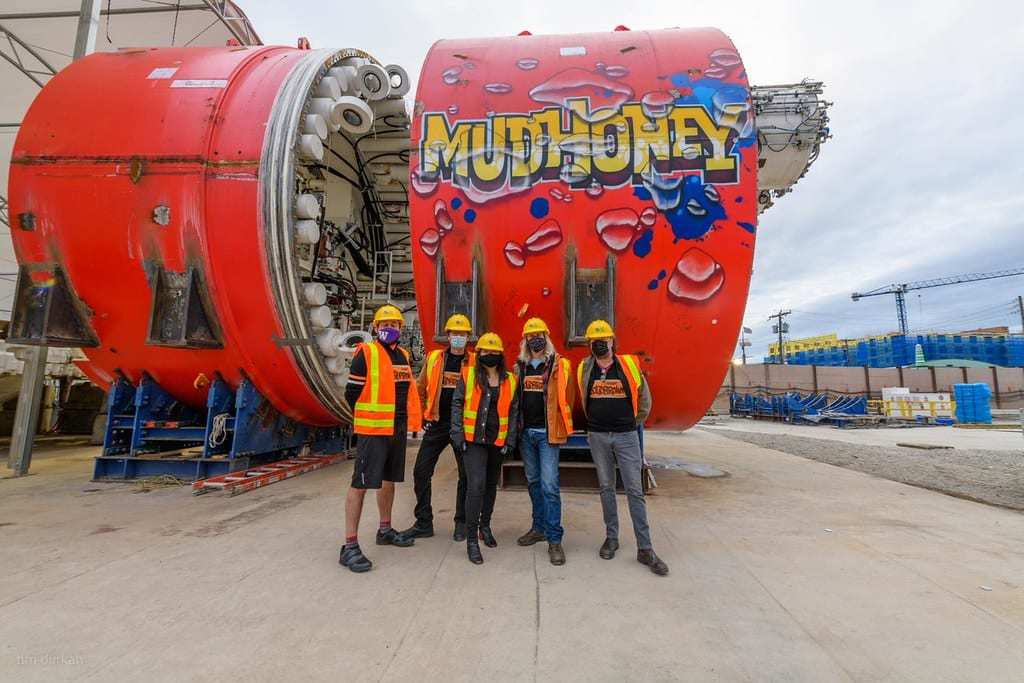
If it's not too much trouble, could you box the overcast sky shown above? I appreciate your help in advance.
[244,0,1024,359]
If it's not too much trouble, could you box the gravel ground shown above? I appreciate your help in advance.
[703,428,1024,511]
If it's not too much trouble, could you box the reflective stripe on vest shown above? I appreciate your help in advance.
[577,354,642,417]
[352,342,424,435]
[422,349,444,420]
[354,342,395,435]
[463,368,518,446]
[555,356,574,432]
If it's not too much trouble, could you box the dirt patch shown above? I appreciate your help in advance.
[704,429,1024,511]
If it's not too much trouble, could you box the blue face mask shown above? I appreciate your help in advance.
[529,358,544,369]
[377,326,400,344]
[449,334,468,350]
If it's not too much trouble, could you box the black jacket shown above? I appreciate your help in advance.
[450,373,519,449]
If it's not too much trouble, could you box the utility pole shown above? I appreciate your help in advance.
[739,326,752,365]
[1018,295,1024,334]
[768,310,791,364]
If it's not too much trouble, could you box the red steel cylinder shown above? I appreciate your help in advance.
[410,27,758,429]
[9,46,383,426]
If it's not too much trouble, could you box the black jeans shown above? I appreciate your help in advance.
[412,422,467,527]
[463,442,502,535]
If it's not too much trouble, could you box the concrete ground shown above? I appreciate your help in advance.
[1,430,1023,682]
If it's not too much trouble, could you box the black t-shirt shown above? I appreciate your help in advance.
[482,383,501,443]
[585,360,636,433]
[520,359,548,429]
[345,343,412,421]
[437,351,465,426]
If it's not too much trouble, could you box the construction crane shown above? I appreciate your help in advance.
[851,267,1024,335]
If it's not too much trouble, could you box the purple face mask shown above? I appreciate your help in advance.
[377,326,400,344]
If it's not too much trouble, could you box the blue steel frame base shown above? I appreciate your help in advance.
[94,375,348,481]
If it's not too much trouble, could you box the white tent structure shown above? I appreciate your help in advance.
[0,1,262,316]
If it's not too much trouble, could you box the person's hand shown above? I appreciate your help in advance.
[500,444,513,457]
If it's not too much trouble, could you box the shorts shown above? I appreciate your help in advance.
[351,422,408,489]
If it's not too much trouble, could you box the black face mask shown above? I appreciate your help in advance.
[591,340,610,357]
[479,354,502,368]
[527,336,546,353]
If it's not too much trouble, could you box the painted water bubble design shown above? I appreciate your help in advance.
[434,199,453,232]
[419,229,441,258]
[517,57,539,70]
[441,66,462,85]
[504,241,526,267]
[524,219,563,254]
[703,65,729,80]
[447,104,459,115]
[595,208,641,253]
[602,64,629,79]
[708,48,741,68]
[639,207,657,226]
[667,248,724,302]
[641,91,674,119]
[410,168,438,197]
[585,182,603,198]
[484,82,513,95]
[685,198,707,217]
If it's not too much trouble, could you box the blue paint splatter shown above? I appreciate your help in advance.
[647,279,659,290]
[738,221,756,234]
[658,269,667,280]
[529,197,549,219]
[451,197,462,209]
[662,176,726,241]
[735,196,743,203]
[633,229,654,258]
[464,209,477,223]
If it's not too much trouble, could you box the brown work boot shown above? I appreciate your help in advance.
[517,529,545,546]
[548,543,566,566]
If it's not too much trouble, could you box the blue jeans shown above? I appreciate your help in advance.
[519,427,563,543]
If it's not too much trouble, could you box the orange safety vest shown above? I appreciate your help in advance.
[422,348,475,421]
[462,366,517,447]
[553,356,574,433]
[353,341,423,435]
[577,354,643,417]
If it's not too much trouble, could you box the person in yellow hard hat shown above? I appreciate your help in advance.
[577,320,667,576]
[397,313,476,543]
[450,332,519,564]
[513,317,575,566]
[339,304,423,574]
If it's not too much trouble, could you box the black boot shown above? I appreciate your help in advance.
[339,544,372,573]
[398,523,434,541]
[637,549,669,576]
[479,526,497,548]
[467,538,484,564]
[453,522,467,542]
[599,537,619,560]
[376,527,415,547]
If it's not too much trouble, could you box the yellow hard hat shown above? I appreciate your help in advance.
[585,319,615,340]
[373,304,404,325]
[476,332,504,352]
[522,317,550,336]
[444,313,472,333]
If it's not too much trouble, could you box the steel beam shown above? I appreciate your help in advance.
[0,23,59,87]
[6,346,48,476]
[72,0,101,61]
